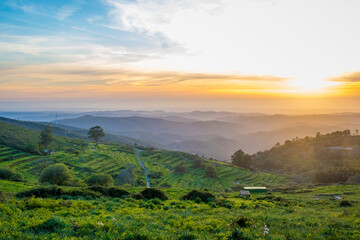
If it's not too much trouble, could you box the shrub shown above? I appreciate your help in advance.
[86,173,113,187]
[32,216,67,233]
[88,186,129,198]
[178,233,197,240]
[205,165,217,178]
[132,193,144,200]
[23,143,39,154]
[16,187,101,198]
[228,229,250,240]
[181,190,216,203]
[0,191,8,203]
[148,171,163,179]
[40,164,72,185]
[174,164,187,174]
[0,167,24,182]
[193,158,204,168]
[140,188,168,200]
[231,216,254,228]
[339,200,352,207]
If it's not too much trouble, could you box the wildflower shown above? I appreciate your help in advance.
[264,224,269,236]
[98,221,104,226]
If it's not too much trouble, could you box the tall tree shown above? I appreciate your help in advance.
[40,124,53,150]
[231,149,252,169]
[88,126,105,144]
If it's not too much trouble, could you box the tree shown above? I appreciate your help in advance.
[205,165,217,178]
[86,173,113,187]
[40,124,53,150]
[88,126,105,144]
[231,149,252,169]
[40,164,72,185]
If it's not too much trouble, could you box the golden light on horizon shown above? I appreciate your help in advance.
[288,78,342,93]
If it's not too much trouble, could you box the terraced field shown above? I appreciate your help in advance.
[0,144,142,184]
[0,143,289,191]
[139,150,288,191]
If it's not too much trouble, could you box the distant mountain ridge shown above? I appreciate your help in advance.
[2,111,360,161]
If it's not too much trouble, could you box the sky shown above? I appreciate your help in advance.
[0,0,360,113]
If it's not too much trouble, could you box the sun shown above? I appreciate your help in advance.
[289,78,340,92]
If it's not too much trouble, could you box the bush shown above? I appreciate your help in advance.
[0,167,24,182]
[86,173,113,187]
[88,186,129,198]
[205,165,217,178]
[132,193,145,200]
[148,171,163,179]
[40,164,72,185]
[32,216,67,233]
[140,188,168,200]
[16,187,101,198]
[178,233,197,240]
[193,159,204,168]
[181,190,216,203]
[174,164,187,174]
[0,191,8,203]
[339,200,352,207]
[231,216,254,228]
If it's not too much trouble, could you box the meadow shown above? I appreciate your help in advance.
[0,184,359,239]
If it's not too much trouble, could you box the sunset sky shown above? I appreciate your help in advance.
[1,0,360,112]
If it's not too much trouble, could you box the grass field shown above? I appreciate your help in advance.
[0,184,359,239]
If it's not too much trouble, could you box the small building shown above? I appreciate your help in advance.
[240,190,251,196]
[243,187,267,193]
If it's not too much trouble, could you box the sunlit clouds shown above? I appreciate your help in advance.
[0,0,360,111]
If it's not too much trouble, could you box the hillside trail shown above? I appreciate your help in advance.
[135,148,151,188]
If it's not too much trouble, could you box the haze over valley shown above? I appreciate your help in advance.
[2,110,360,161]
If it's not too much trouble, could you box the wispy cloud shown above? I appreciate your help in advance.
[0,63,286,89]
[55,5,80,20]
[6,1,37,14]
[329,71,360,82]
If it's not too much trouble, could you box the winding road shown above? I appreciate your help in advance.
[135,148,151,188]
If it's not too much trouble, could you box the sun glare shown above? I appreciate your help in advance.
[289,78,341,92]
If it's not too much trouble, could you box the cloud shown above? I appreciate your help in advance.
[6,1,37,14]
[105,0,360,82]
[329,71,360,82]
[55,5,80,20]
[0,63,286,89]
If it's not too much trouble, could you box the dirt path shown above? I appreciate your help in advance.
[135,148,151,188]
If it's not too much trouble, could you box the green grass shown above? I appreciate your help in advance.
[0,185,359,239]
[0,180,33,193]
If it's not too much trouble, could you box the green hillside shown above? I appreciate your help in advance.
[0,143,288,192]
[253,130,360,183]
[0,117,160,148]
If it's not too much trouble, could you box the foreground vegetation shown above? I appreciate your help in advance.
[0,184,359,239]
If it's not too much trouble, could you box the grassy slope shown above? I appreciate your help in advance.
[140,150,287,191]
[0,142,289,192]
